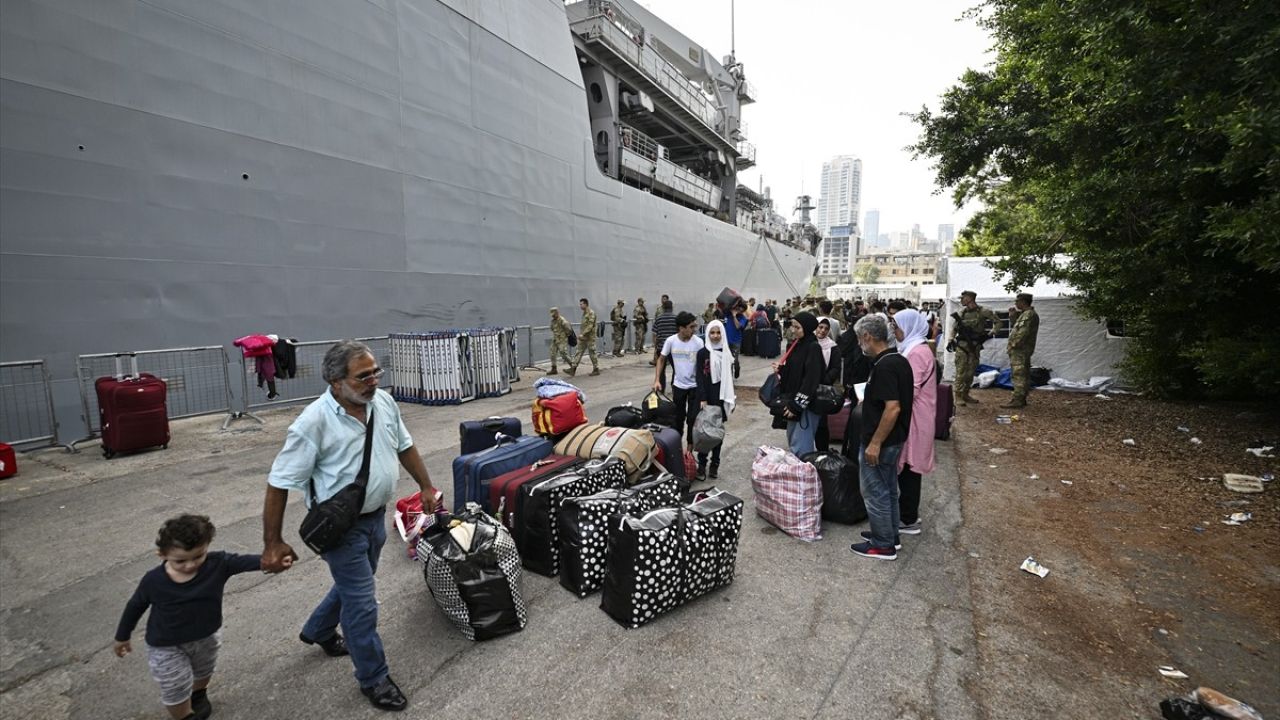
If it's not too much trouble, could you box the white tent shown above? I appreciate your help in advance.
[941,256,1129,385]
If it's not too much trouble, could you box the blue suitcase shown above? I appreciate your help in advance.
[459,416,522,455]
[451,435,553,511]
[756,328,781,358]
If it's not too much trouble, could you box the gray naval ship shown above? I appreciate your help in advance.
[0,0,816,420]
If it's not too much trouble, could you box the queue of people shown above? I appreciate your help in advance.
[109,289,1041,716]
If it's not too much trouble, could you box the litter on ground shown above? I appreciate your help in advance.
[1158,666,1189,679]
[1123,438,1137,446]
[1223,474,1266,494]
[1222,512,1252,526]
[1020,557,1049,578]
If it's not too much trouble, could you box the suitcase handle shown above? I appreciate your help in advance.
[113,353,140,380]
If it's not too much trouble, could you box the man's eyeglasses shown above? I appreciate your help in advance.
[350,368,384,385]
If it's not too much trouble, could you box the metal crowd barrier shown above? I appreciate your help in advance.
[74,346,234,447]
[388,329,518,406]
[226,336,390,427]
[0,359,70,451]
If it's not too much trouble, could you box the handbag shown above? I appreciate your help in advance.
[568,329,578,347]
[691,406,725,452]
[299,408,375,554]
[810,384,843,415]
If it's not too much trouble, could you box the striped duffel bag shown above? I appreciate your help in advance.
[554,422,656,483]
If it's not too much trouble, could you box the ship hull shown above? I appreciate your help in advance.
[0,0,813,420]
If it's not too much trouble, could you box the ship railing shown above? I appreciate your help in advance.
[73,346,235,447]
[0,359,70,452]
[736,139,756,165]
[619,125,661,162]
[226,336,391,427]
[571,10,719,131]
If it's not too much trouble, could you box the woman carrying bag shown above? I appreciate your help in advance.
[772,312,827,456]
[695,320,737,480]
[813,317,843,451]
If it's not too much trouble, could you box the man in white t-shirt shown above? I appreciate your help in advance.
[653,311,705,446]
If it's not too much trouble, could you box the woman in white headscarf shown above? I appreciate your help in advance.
[891,309,937,536]
[694,319,736,480]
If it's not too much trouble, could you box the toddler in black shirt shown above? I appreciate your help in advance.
[114,514,262,720]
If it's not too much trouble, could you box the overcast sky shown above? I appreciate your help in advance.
[636,0,995,240]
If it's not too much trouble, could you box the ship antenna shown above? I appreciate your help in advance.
[730,0,735,58]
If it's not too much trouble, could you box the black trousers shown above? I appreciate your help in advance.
[898,464,922,525]
[671,385,699,447]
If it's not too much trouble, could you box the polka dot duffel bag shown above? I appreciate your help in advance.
[518,457,628,578]
[418,504,526,641]
[556,472,682,598]
[600,488,743,628]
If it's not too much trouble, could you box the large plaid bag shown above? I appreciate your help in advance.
[600,489,743,628]
[557,472,682,597]
[750,446,824,542]
[518,457,627,577]
[418,505,526,641]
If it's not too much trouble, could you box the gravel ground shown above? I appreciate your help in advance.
[952,386,1279,719]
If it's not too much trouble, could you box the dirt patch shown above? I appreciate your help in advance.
[954,387,1280,719]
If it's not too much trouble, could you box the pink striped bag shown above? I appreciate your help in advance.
[750,446,824,542]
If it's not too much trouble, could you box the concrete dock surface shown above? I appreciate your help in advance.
[0,352,979,720]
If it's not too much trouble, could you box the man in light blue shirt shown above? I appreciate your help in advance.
[261,340,440,712]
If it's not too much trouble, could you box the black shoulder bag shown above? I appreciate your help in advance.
[299,407,375,554]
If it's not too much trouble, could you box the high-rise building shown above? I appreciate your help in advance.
[937,224,955,246]
[863,209,880,251]
[818,224,856,277]
[814,155,862,234]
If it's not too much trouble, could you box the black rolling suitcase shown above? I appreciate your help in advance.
[459,416,522,455]
[741,327,757,356]
[756,328,781,358]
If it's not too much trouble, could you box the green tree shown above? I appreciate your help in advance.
[853,263,881,284]
[912,0,1280,398]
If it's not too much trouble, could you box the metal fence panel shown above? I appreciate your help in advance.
[76,347,233,440]
[0,360,63,449]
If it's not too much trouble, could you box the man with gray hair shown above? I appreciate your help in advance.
[849,315,914,562]
[261,340,442,711]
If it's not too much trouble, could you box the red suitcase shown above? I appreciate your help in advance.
[935,382,955,440]
[0,443,16,478]
[487,454,585,534]
[96,358,170,459]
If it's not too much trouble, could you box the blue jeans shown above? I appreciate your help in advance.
[302,509,388,688]
[859,443,904,549]
[786,409,821,456]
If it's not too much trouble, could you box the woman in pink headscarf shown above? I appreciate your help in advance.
[892,309,936,536]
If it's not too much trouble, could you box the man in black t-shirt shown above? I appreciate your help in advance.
[850,314,914,561]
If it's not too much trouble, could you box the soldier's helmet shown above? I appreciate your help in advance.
[549,307,558,316]
[617,299,624,305]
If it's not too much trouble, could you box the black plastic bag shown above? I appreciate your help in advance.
[802,450,867,524]
[420,507,526,641]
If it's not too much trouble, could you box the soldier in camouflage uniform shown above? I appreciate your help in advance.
[546,307,574,375]
[610,299,627,357]
[1003,293,1040,408]
[571,297,599,376]
[948,290,998,406]
[702,303,717,325]
[631,298,648,354]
